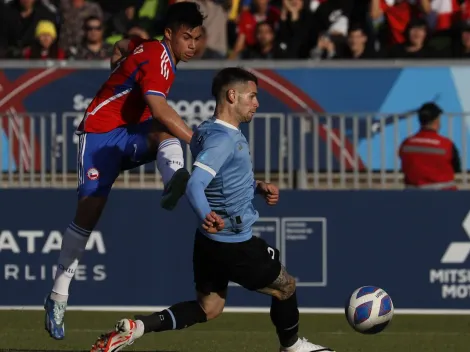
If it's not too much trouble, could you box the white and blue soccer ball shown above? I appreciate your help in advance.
[345,286,394,334]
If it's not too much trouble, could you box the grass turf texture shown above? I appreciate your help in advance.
[1,311,469,351]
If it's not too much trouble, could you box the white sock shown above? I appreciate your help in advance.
[156,138,184,186]
[51,222,90,302]
[134,320,145,339]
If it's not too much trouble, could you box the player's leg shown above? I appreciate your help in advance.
[45,132,121,340]
[135,290,226,333]
[154,128,190,211]
[89,230,228,352]
[133,231,229,332]
[122,119,189,210]
[90,290,226,352]
[232,236,335,352]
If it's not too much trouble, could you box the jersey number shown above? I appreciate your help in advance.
[267,247,276,260]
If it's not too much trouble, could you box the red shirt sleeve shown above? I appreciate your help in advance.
[136,43,173,98]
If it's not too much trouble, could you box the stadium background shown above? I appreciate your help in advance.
[2,0,470,318]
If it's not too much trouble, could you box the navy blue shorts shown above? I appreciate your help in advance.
[77,119,156,198]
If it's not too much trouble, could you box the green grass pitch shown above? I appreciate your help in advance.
[1,311,469,351]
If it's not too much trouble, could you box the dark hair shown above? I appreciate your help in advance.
[211,67,258,102]
[348,24,365,35]
[256,21,274,32]
[164,2,205,32]
[417,102,443,125]
[84,16,102,27]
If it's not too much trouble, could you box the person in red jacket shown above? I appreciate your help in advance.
[399,102,461,190]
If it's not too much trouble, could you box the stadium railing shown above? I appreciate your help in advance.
[1,111,468,190]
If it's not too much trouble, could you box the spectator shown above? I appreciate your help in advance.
[273,0,308,59]
[0,2,15,57]
[70,16,112,59]
[95,0,138,37]
[241,21,288,58]
[334,24,378,59]
[450,19,470,57]
[59,0,103,54]
[387,17,437,58]
[300,0,354,58]
[310,33,337,59]
[23,19,65,59]
[195,0,230,58]
[399,102,460,190]
[229,0,280,59]
[5,0,57,57]
[370,0,430,49]
[193,26,226,59]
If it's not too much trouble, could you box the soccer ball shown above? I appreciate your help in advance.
[345,286,394,334]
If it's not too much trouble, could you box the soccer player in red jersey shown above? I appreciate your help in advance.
[44,2,204,340]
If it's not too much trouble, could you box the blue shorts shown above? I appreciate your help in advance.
[77,120,156,198]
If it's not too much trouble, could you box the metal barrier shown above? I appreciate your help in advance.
[291,112,469,189]
[1,112,469,189]
[0,112,288,189]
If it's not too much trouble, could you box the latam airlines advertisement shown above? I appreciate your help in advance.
[1,65,470,172]
[1,189,470,311]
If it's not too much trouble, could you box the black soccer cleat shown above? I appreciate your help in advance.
[160,168,190,211]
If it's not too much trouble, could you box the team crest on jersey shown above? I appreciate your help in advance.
[87,168,100,180]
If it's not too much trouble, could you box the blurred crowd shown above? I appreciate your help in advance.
[2,0,470,61]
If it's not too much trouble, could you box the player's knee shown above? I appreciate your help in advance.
[74,196,108,231]
[198,297,225,320]
[279,275,296,301]
[204,304,224,320]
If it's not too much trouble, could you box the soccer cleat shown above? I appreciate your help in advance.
[279,337,336,352]
[160,168,190,211]
[90,319,139,352]
[44,294,67,340]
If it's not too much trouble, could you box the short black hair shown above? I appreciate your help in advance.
[211,67,258,102]
[348,23,366,35]
[417,102,443,125]
[84,16,102,26]
[164,2,205,32]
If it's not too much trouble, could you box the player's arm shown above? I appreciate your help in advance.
[138,50,193,144]
[110,39,131,70]
[186,134,234,225]
[145,95,193,144]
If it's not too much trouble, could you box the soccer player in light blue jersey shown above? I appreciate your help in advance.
[90,68,335,352]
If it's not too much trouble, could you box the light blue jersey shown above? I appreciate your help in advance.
[187,118,259,243]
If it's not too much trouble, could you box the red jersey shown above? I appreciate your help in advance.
[399,129,458,189]
[78,38,176,134]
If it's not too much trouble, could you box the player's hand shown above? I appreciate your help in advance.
[257,181,279,206]
[202,211,225,233]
